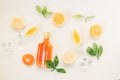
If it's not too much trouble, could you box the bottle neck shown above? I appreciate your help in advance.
[43,32,50,44]
[43,38,49,44]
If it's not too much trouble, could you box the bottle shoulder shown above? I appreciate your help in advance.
[47,43,53,48]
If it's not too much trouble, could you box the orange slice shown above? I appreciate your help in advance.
[63,52,76,64]
[25,26,38,37]
[72,29,81,44]
[53,13,64,25]
[11,17,24,29]
[90,24,102,38]
[22,54,34,66]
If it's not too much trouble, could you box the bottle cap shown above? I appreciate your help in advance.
[44,32,50,39]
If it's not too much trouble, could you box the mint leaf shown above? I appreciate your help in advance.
[86,16,95,19]
[98,45,103,57]
[56,68,66,73]
[46,11,53,16]
[41,6,47,16]
[74,14,85,18]
[86,47,96,56]
[47,11,53,15]
[96,45,103,60]
[93,43,98,49]
[36,5,42,13]
[46,60,54,68]
[93,43,99,53]
[85,16,95,22]
[54,56,59,67]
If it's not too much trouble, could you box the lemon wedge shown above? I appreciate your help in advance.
[25,26,38,37]
[72,29,81,45]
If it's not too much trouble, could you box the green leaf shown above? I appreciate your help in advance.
[74,14,85,18]
[86,16,95,19]
[86,47,96,56]
[98,45,103,57]
[84,16,95,22]
[45,11,53,16]
[96,45,103,60]
[56,68,66,73]
[46,60,54,68]
[93,43,98,49]
[47,11,53,15]
[54,56,59,67]
[93,43,99,53]
[42,6,47,16]
[43,6,47,11]
[36,5,42,13]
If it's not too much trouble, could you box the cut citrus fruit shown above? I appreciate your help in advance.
[53,13,64,25]
[11,17,24,29]
[63,52,76,64]
[72,29,81,44]
[22,54,34,66]
[25,26,38,37]
[90,24,102,37]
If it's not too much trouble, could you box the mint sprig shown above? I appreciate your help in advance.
[86,43,103,60]
[46,56,66,73]
[74,14,95,22]
[36,5,53,17]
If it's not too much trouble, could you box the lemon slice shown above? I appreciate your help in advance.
[90,24,102,38]
[63,52,76,64]
[53,13,65,25]
[11,17,24,29]
[25,26,38,37]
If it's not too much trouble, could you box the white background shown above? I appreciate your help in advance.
[0,0,120,80]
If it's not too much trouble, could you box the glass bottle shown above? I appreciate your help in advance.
[36,32,53,68]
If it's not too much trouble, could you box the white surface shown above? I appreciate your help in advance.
[0,0,120,80]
